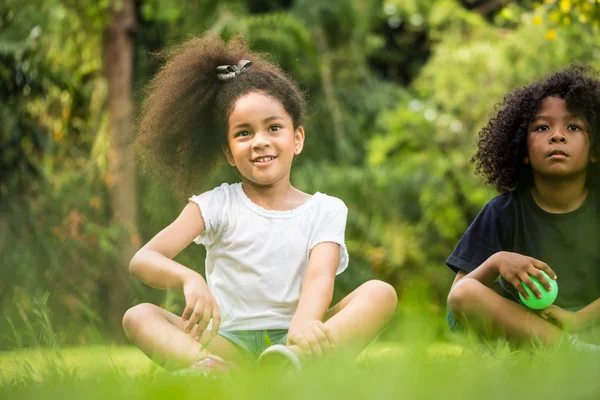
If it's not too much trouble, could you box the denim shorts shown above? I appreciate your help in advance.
[218,329,288,358]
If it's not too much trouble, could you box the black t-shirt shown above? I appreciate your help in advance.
[446,188,600,308]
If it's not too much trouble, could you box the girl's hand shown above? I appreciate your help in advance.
[539,305,581,332]
[286,320,334,356]
[491,251,557,301]
[181,275,221,340]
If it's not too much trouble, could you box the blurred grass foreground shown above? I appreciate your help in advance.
[1,340,600,400]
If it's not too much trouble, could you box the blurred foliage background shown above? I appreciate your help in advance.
[1,0,600,349]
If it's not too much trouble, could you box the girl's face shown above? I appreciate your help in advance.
[224,91,304,188]
[525,96,595,181]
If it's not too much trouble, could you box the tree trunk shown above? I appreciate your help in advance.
[0,212,9,304]
[102,0,138,342]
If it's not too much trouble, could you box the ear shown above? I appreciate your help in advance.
[222,144,236,167]
[591,155,597,164]
[524,156,529,165]
[294,126,305,155]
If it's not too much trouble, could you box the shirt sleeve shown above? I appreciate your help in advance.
[309,197,349,275]
[446,199,510,274]
[188,184,230,247]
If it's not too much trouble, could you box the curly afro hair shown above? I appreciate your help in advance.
[136,33,306,195]
[472,65,600,193]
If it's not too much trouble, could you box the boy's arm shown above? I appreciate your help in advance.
[451,255,501,289]
[542,298,600,332]
[574,298,600,330]
[575,298,600,330]
[451,251,556,300]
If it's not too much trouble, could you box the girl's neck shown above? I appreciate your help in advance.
[530,172,588,213]
[241,179,310,211]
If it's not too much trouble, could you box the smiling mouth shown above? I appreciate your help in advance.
[252,156,277,163]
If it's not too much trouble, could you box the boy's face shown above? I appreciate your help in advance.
[525,96,595,180]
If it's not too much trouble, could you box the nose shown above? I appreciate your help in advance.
[549,127,567,144]
[251,131,270,149]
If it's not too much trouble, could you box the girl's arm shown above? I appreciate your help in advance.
[291,242,339,323]
[286,242,339,354]
[129,202,206,289]
[130,202,221,336]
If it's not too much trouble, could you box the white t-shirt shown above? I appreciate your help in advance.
[189,183,349,331]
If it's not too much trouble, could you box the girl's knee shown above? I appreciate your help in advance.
[122,303,156,334]
[361,280,398,310]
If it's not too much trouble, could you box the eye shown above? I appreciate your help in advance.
[268,125,282,132]
[568,124,583,131]
[235,130,250,138]
[534,125,550,132]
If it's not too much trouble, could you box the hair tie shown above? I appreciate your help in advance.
[216,60,253,81]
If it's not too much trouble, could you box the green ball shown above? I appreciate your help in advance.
[518,271,558,309]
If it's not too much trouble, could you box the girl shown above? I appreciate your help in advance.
[123,34,398,373]
[446,65,600,351]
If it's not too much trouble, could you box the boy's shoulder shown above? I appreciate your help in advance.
[485,190,521,215]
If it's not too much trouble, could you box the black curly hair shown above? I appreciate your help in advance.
[136,33,306,195]
[472,65,600,193]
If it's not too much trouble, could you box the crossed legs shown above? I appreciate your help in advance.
[122,303,245,369]
[319,280,398,352]
[123,280,398,368]
[447,277,565,346]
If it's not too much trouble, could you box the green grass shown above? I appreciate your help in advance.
[1,340,599,400]
[2,300,598,399]
[0,345,156,383]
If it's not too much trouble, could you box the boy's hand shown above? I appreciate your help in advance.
[286,320,334,356]
[491,251,557,301]
[181,276,221,340]
[539,305,582,332]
